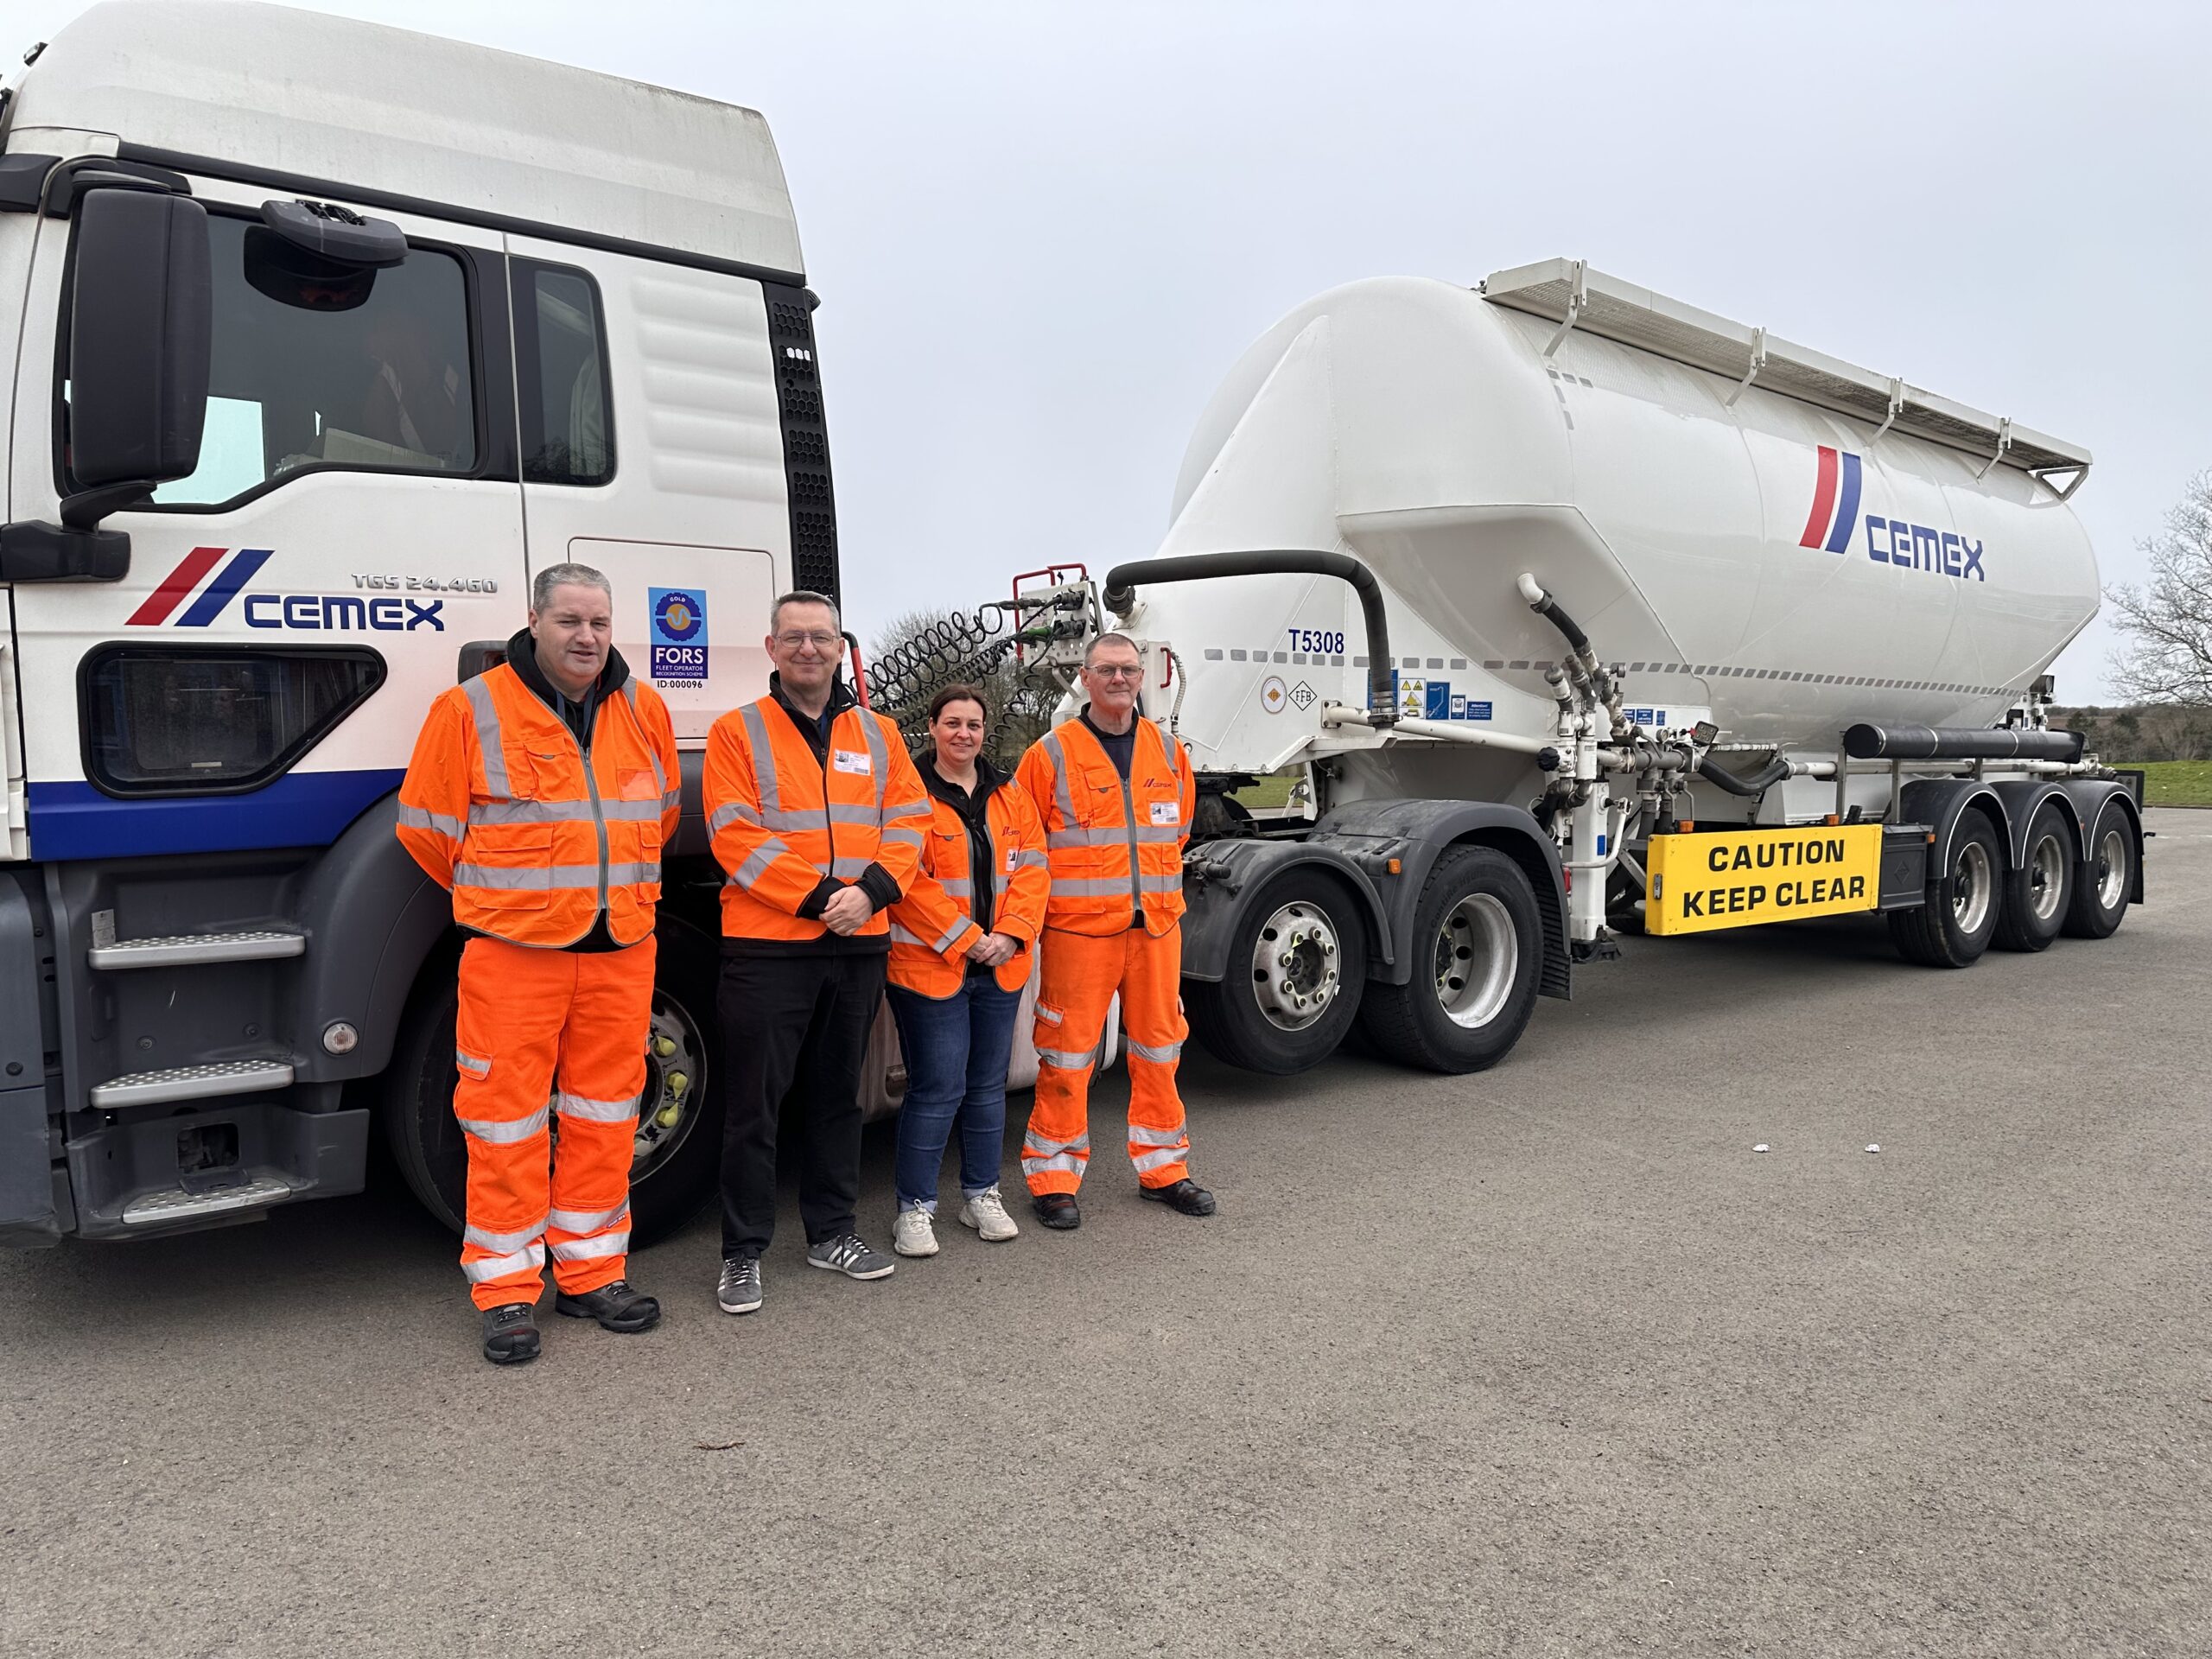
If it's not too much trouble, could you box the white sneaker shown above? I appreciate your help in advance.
[892,1207,939,1257]
[958,1187,1020,1243]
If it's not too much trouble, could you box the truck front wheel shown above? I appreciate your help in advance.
[380,916,724,1248]
[1185,868,1369,1075]
[1357,846,1541,1074]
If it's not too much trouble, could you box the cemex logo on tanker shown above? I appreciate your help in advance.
[126,548,446,631]
[1800,446,1986,581]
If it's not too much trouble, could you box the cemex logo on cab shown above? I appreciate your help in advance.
[1799,446,1986,582]
[126,548,445,631]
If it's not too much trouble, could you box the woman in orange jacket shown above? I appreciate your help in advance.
[883,686,1051,1258]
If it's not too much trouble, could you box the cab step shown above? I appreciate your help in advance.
[121,1174,295,1228]
[90,1058,296,1109]
[88,929,307,970]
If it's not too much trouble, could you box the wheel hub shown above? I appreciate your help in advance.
[2028,830,2067,923]
[1952,840,1993,934]
[2096,826,2127,910]
[1249,901,1342,1033]
[631,990,706,1178]
[1432,892,1517,1030]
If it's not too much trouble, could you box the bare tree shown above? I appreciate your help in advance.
[866,607,1063,765]
[2107,470,2212,706]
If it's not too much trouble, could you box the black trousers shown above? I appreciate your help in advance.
[717,950,887,1259]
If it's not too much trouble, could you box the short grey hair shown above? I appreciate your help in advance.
[770,589,842,633]
[531,563,613,613]
[1084,631,1141,667]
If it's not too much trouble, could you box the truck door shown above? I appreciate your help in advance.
[502,234,801,738]
[5,178,524,863]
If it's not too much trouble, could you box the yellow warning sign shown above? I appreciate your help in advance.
[1644,823,1882,935]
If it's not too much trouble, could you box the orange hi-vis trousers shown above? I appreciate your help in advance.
[453,935,655,1311]
[1023,925,1191,1196]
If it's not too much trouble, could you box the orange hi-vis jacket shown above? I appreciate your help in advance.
[1015,715,1196,938]
[397,652,680,948]
[704,686,931,944]
[887,766,1052,995]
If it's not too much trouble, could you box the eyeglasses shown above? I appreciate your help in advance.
[1087,664,1144,680]
[773,632,842,651]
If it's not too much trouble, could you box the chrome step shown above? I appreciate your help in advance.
[90,1058,296,1109]
[89,929,307,970]
[121,1174,294,1227]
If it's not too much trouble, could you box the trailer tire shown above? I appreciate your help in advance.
[1356,846,1541,1074]
[380,916,724,1249]
[1993,802,2073,953]
[1889,810,2002,969]
[1185,868,1368,1075]
[2063,810,2133,939]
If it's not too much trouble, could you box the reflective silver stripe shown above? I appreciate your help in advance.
[454,862,600,892]
[1025,1132,1090,1155]
[550,1231,630,1262]
[1021,1151,1086,1176]
[859,714,889,820]
[929,918,971,952]
[556,1092,637,1123]
[660,789,682,813]
[458,1105,549,1144]
[463,675,511,801]
[1128,1039,1184,1065]
[1133,823,1183,843]
[1035,1046,1094,1071]
[1046,825,1123,849]
[883,797,932,824]
[1132,1145,1187,1175]
[741,702,781,817]
[826,803,883,826]
[1138,872,1181,894]
[880,826,925,849]
[454,1048,490,1078]
[1016,850,1048,869]
[398,803,464,841]
[468,798,593,826]
[730,836,793,889]
[709,801,760,834]
[605,861,661,887]
[830,856,874,880]
[1128,1122,1188,1147]
[463,1243,545,1282]
[550,1201,630,1234]
[464,1217,546,1253]
[937,877,974,898]
[1041,732,1078,826]
[1048,877,1142,897]
[598,798,664,823]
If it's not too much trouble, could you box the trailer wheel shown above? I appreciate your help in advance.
[380,916,724,1248]
[1357,846,1541,1074]
[1185,868,1368,1075]
[1889,811,2002,968]
[2063,810,2133,939]
[1993,802,2074,953]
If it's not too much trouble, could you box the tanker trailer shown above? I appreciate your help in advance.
[992,261,2142,1076]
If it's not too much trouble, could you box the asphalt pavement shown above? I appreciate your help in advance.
[3,809,2206,1658]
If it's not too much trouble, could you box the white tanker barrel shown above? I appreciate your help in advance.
[1145,264,2100,770]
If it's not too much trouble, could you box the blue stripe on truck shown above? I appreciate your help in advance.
[28,769,405,861]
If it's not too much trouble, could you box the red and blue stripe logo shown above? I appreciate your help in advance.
[1797,446,1862,555]
[126,546,274,626]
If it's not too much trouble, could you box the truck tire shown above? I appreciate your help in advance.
[1356,846,1541,1074]
[1185,868,1368,1075]
[1889,811,2002,968]
[2063,810,2133,939]
[1993,802,2074,953]
[380,916,724,1248]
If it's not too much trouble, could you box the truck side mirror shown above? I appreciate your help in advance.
[66,186,213,521]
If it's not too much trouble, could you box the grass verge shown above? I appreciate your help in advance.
[2118,760,2212,807]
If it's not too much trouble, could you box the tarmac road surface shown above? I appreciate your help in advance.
[3,809,2206,1658]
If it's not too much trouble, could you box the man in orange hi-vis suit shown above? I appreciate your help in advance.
[1014,632,1217,1230]
[397,563,679,1366]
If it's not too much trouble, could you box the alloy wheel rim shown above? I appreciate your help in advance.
[1250,900,1342,1032]
[1433,893,1517,1029]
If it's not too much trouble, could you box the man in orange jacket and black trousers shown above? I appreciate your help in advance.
[397,563,680,1365]
[1014,632,1217,1229]
[703,591,932,1315]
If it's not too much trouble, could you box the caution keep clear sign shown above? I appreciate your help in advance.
[1645,823,1883,936]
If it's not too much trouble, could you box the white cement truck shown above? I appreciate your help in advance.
[1003,261,2142,1076]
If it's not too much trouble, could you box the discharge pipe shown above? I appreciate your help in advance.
[1103,550,1396,723]
[1843,722,2084,764]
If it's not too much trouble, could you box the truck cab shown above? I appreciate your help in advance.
[0,0,841,1243]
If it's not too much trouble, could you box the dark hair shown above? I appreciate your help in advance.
[928,683,989,723]
[769,590,841,632]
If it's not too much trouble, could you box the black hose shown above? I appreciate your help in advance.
[1843,722,2082,763]
[1524,587,1592,655]
[1696,754,1791,797]
[1103,550,1395,722]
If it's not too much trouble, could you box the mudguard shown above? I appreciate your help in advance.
[1897,779,2012,879]
[1179,838,1393,983]
[1986,778,2088,867]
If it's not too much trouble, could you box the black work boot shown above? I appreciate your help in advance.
[1033,1192,1081,1230]
[1140,1178,1217,1217]
[481,1302,541,1365]
[555,1278,661,1333]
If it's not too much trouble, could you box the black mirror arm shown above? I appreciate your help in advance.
[60,481,153,531]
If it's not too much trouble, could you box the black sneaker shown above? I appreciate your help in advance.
[555,1278,660,1333]
[1139,1178,1217,1217]
[480,1302,541,1366]
[1033,1192,1081,1230]
[717,1255,763,1315]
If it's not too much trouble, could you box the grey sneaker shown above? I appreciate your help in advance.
[717,1255,763,1315]
[807,1232,896,1281]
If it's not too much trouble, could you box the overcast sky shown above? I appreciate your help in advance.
[11,0,2207,701]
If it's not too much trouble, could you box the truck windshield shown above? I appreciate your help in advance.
[69,211,479,509]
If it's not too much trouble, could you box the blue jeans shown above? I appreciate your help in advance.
[886,976,1024,1211]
